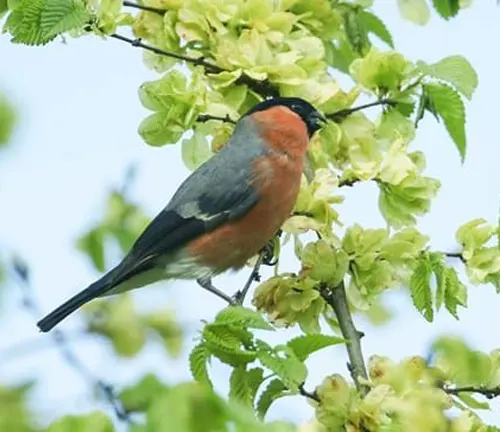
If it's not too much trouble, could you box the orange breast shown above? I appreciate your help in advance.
[187,108,309,272]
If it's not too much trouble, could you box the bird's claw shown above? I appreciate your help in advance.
[261,240,278,266]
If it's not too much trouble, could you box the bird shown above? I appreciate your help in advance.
[37,96,326,332]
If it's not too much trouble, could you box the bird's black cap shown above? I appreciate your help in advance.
[243,97,326,137]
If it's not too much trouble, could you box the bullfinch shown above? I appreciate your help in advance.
[37,97,326,332]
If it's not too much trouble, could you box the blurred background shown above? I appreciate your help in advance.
[1,1,499,430]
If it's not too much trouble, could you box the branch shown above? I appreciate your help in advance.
[327,99,396,122]
[319,282,369,395]
[444,251,465,263]
[298,382,320,402]
[109,34,279,97]
[11,257,132,424]
[443,385,500,399]
[197,113,237,124]
[122,1,165,15]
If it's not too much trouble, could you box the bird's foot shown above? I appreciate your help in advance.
[260,238,279,267]
[196,277,235,305]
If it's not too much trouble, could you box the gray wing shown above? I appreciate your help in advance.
[108,117,268,283]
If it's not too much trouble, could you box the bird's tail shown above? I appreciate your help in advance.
[37,270,116,333]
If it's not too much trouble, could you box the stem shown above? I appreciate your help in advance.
[326,99,396,122]
[320,282,369,394]
[197,113,237,124]
[122,1,165,15]
[109,34,278,97]
[234,253,265,305]
[443,385,500,399]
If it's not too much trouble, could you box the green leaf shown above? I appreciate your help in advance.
[229,366,264,409]
[181,130,212,171]
[47,411,114,432]
[214,306,274,331]
[410,255,433,321]
[425,82,466,161]
[189,343,212,388]
[418,55,478,99]
[397,0,431,25]
[256,379,288,420]
[457,392,490,410]
[431,0,459,19]
[257,343,307,391]
[429,252,446,311]
[342,7,370,56]
[203,325,257,366]
[287,334,345,362]
[4,0,53,46]
[443,267,467,318]
[40,0,90,39]
[119,374,168,413]
[358,10,394,48]
[0,0,8,16]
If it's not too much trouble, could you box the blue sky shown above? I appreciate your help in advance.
[0,1,499,429]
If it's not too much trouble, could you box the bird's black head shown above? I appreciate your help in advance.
[243,97,326,137]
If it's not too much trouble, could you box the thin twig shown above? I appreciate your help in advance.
[109,34,279,97]
[326,99,396,122]
[319,282,369,395]
[298,383,320,402]
[444,251,465,262]
[197,113,237,124]
[122,1,165,15]
[11,257,132,424]
[443,385,500,399]
[110,34,223,73]
[234,253,265,305]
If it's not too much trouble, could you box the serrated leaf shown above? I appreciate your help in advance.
[257,345,307,391]
[443,267,467,318]
[5,0,53,46]
[229,366,264,409]
[425,82,466,161]
[189,343,212,388]
[431,0,459,19]
[429,252,446,311]
[287,334,345,362]
[40,0,90,39]
[343,7,370,56]
[358,10,394,48]
[410,255,433,321]
[214,306,274,331]
[418,55,478,99]
[256,379,288,420]
[203,325,257,366]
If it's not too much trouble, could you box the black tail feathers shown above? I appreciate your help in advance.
[37,275,113,332]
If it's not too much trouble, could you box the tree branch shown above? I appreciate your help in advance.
[444,251,465,262]
[11,257,132,424]
[443,385,500,399]
[109,34,279,97]
[298,382,320,402]
[319,282,369,395]
[122,1,165,15]
[326,99,396,122]
[197,113,237,124]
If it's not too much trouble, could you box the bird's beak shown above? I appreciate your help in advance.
[309,111,327,132]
